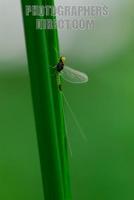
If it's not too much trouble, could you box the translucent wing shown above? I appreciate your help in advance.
[60,65,88,84]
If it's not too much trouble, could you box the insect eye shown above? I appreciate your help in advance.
[61,56,66,63]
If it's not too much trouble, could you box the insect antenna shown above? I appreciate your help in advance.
[62,92,87,142]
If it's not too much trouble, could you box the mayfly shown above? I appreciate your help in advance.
[55,56,88,91]
[54,56,89,155]
[54,56,88,155]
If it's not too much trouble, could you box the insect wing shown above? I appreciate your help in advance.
[61,66,88,83]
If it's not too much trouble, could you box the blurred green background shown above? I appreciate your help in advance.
[0,0,134,200]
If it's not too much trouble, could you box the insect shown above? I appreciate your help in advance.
[54,57,88,155]
[55,56,88,91]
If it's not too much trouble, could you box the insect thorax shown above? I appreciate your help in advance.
[56,62,64,72]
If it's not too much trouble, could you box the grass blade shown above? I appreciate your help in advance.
[21,0,72,199]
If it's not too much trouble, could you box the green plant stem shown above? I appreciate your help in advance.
[21,0,72,200]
